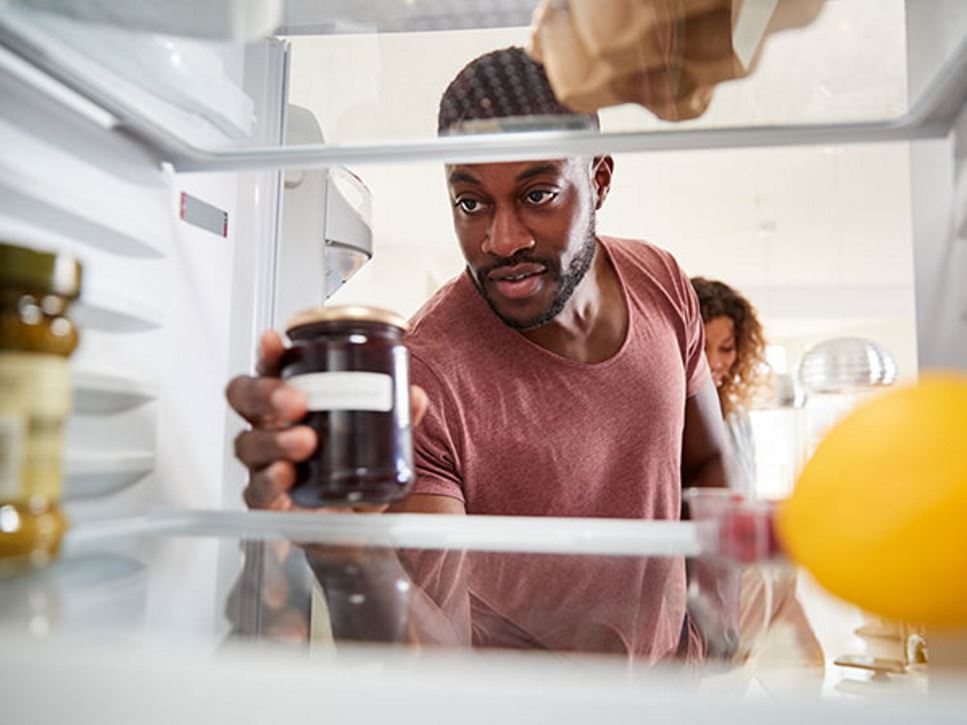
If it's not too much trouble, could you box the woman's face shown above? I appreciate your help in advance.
[704,316,737,388]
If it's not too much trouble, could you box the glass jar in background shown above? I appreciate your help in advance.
[280,305,414,507]
[0,242,81,573]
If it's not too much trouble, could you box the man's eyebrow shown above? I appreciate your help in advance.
[516,163,561,182]
[448,171,481,186]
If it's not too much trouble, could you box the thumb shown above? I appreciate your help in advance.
[257,330,286,376]
[411,385,429,427]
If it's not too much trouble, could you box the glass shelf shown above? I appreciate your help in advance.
[0,0,964,171]
[0,506,946,724]
[0,508,895,682]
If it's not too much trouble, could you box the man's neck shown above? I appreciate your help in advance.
[522,239,629,364]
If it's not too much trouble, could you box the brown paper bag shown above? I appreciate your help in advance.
[529,0,824,121]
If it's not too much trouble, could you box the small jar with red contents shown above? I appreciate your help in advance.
[280,306,414,507]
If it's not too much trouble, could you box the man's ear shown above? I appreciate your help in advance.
[591,155,615,210]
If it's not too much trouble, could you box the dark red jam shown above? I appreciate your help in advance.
[280,307,413,507]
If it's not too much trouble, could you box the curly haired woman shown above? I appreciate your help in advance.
[691,277,824,668]
[691,277,769,496]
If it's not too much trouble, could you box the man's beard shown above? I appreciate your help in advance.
[472,223,597,332]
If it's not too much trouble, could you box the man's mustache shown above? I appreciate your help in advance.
[477,252,558,281]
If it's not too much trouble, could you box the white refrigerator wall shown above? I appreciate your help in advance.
[0,39,285,522]
[906,0,967,371]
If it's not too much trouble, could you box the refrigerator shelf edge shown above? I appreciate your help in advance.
[2,19,966,171]
[73,293,163,333]
[163,35,967,170]
[71,370,159,415]
[65,451,155,500]
[145,508,703,557]
[0,170,166,259]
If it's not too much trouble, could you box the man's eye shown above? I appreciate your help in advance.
[455,198,483,214]
[524,190,556,205]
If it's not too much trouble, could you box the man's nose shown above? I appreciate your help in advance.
[483,205,535,258]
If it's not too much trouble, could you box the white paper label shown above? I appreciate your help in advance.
[287,372,393,412]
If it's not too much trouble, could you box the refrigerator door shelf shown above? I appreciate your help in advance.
[278,105,374,318]
[324,240,371,300]
[323,167,372,300]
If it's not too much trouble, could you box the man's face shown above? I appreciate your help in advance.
[446,157,610,331]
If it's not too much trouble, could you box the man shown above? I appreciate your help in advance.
[227,47,734,659]
[229,46,732,514]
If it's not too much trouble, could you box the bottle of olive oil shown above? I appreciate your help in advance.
[0,242,81,573]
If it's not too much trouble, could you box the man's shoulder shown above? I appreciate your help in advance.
[601,235,681,275]
[406,272,485,371]
[601,235,690,300]
[409,273,468,337]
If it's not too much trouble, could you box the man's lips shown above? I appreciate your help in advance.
[487,263,547,282]
[487,263,547,301]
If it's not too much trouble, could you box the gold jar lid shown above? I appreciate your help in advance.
[0,242,82,298]
[286,305,409,334]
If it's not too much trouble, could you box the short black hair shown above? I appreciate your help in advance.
[437,46,599,135]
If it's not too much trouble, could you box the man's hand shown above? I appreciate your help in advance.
[226,330,429,513]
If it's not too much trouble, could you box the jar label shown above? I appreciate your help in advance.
[0,352,70,502]
[287,371,393,412]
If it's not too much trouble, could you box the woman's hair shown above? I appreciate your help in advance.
[691,277,768,416]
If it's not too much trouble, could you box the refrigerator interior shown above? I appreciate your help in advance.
[0,0,965,718]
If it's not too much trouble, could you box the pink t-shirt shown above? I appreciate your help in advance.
[407,235,708,515]
[405,236,709,661]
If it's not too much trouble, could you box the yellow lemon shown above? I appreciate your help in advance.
[776,375,967,627]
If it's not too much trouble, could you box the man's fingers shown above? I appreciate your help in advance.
[351,503,390,514]
[226,376,307,426]
[244,461,297,510]
[257,330,287,376]
[234,426,316,469]
[411,385,429,427]
[243,462,391,513]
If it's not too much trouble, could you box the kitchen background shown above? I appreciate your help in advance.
[284,0,963,498]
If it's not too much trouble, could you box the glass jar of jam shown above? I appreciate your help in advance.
[280,305,414,507]
[0,242,81,572]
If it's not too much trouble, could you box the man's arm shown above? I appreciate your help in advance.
[388,494,466,514]
[681,378,738,490]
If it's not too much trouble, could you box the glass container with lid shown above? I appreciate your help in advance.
[0,242,82,572]
[280,305,414,507]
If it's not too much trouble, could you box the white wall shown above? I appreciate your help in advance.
[285,0,919,380]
